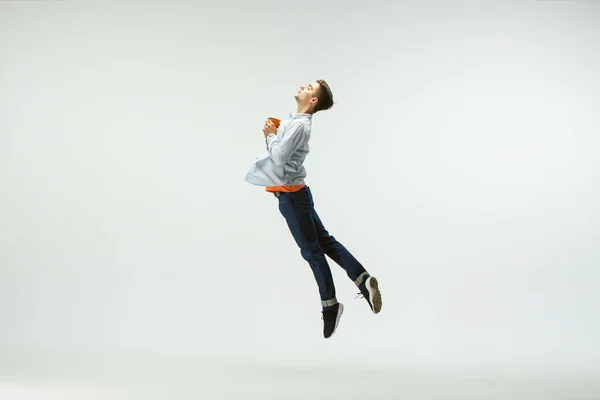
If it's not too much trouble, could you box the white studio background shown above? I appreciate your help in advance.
[1,0,599,398]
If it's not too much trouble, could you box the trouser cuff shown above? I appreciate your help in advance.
[321,297,338,307]
[354,272,370,287]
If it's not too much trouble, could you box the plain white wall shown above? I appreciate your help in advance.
[1,0,598,373]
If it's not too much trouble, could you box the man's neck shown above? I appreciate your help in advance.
[296,104,313,114]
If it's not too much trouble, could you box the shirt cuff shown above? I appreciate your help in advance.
[265,133,277,146]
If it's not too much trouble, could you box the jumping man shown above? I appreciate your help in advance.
[244,80,382,338]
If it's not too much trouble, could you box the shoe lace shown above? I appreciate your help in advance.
[354,292,365,299]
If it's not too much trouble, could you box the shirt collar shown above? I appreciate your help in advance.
[289,113,312,120]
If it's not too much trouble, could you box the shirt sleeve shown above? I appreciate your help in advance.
[265,122,306,166]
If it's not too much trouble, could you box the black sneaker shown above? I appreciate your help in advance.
[357,276,382,314]
[322,302,344,338]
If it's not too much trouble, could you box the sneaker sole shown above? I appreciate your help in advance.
[326,303,344,339]
[368,277,382,314]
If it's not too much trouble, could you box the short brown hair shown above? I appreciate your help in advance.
[314,79,334,113]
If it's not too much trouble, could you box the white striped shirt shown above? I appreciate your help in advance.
[244,113,312,187]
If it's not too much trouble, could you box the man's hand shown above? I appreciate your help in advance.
[263,119,278,139]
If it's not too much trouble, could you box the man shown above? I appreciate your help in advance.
[244,80,382,339]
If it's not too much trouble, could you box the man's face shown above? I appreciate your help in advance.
[295,81,320,109]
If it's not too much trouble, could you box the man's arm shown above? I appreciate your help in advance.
[266,122,306,166]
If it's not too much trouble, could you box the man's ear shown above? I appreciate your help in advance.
[311,97,318,105]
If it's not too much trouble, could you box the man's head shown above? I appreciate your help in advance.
[295,79,334,114]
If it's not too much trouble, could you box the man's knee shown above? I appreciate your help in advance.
[300,241,325,260]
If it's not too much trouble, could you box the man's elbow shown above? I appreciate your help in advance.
[270,152,288,166]
[272,157,287,166]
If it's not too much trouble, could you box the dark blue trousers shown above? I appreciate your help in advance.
[276,186,367,306]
